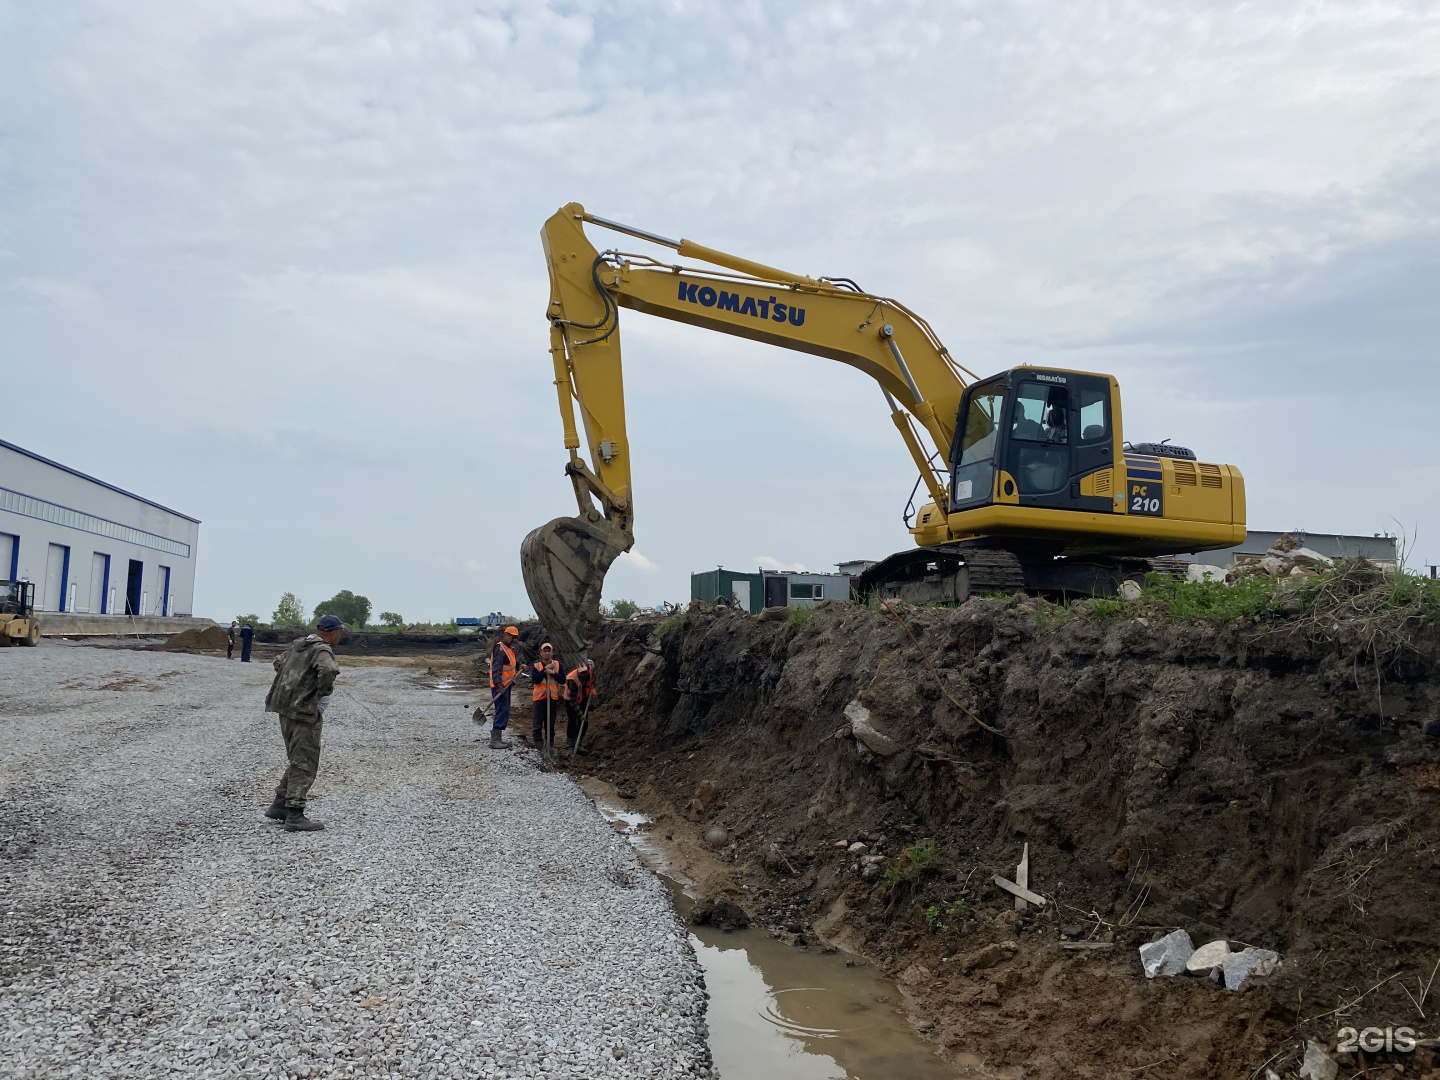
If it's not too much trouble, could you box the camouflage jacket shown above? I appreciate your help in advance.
[264,635,340,722]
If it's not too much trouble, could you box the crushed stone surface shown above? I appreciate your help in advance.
[0,645,712,1079]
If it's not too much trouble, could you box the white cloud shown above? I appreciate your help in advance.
[616,550,660,574]
[755,555,808,574]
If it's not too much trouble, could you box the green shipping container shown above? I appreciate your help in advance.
[691,569,765,614]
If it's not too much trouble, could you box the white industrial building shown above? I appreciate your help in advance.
[0,439,200,617]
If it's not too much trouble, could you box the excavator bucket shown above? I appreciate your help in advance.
[520,515,633,661]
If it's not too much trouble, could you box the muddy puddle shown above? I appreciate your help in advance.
[586,788,991,1079]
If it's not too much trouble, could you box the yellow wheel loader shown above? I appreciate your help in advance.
[523,204,1246,657]
[0,580,41,647]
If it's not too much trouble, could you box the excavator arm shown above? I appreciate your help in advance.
[523,202,978,656]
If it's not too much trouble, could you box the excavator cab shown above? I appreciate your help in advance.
[950,368,1119,520]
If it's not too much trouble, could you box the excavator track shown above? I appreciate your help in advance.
[855,544,1026,606]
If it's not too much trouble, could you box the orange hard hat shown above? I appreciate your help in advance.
[504,625,519,636]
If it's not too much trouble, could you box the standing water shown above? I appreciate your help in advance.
[588,790,978,1079]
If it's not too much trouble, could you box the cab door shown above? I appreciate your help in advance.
[1002,372,1113,513]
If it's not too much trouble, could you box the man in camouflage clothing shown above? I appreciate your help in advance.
[263,614,343,832]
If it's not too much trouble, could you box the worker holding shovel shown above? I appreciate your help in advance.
[564,660,598,757]
[480,625,521,749]
[529,643,564,759]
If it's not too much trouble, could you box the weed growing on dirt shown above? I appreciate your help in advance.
[907,838,938,867]
[924,899,966,932]
[1084,596,1128,621]
[1140,574,1277,621]
[1032,599,1072,630]
[654,613,687,645]
[788,606,812,626]
[884,839,940,888]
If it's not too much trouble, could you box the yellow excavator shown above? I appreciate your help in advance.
[522,203,1246,656]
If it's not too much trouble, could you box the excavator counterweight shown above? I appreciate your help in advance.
[523,203,1245,652]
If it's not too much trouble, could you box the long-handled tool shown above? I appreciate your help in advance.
[544,675,556,760]
[569,692,592,761]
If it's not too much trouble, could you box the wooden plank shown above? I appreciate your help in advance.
[1015,842,1030,912]
[993,874,1046,907]
[1060,941,1114,951]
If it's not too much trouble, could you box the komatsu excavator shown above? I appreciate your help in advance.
[522,203,1246,657]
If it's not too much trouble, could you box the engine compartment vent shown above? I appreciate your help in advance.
[1128,441,1197,460]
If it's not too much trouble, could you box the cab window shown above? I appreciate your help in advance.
[958,383,1005,465]
[1079,387,1109,443]
[1011,382,1069,443]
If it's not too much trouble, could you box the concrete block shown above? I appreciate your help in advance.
[1185,939,1230,975]
[1220,947,1280,990]
[1139,929,1194,978]
[844,701,899,757]
[1298,1038,1338,1080]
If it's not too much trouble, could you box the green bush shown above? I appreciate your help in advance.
[605,598,640,620]
[654,613,687,644]
[788,605,812,626]
[271,592,306,627]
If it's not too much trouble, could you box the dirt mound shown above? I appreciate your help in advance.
[162,626,229,652]
[577,593,1440,1079]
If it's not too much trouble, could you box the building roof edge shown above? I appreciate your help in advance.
[0,439,201,524]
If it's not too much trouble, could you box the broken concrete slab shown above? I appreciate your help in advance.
[844,700,900,757]
[1139,929,1194,978]
[1184,939,1231,975]
[1298,1038,1338,1080]
[1219,947,1280,990]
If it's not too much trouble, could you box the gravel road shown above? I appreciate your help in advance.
[0,644,713,1079]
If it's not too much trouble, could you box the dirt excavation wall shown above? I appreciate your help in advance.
[576,583,1440,1079]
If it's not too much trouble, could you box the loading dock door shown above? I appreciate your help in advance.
[0,534,16,580]
[89,553,110,614]
[44,543,69,612]
[125,560,143,616]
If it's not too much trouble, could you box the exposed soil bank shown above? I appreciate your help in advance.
[566,595,1440,1079]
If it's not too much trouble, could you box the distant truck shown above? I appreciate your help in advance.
[456,613,508,629]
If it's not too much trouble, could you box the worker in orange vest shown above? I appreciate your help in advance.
[530,642,563,758]
[487,626,520,749]
[564,660,598,755]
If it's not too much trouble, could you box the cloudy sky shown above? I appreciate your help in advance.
[3,1,1438,622]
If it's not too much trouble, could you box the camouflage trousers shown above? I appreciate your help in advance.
[274,713,324,809]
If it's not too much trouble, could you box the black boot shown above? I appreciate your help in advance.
[264,797,287,821]
[489,727,508,749]
[284,808,325,832]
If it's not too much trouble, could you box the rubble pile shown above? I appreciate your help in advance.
[1228,532,1337,582]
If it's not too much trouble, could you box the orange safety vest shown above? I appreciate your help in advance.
[565,667,597,704]
[531,659,563,702]
[490,642,516,691]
